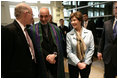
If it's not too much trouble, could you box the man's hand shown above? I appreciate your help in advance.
[46,54,56,64]
[97,52,103,60]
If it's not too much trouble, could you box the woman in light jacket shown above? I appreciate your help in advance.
[66,11,94,78]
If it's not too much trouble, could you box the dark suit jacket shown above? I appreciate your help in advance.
[59,25,69,58]
[68,22,73,32]
[59,25,69,39]
[83,21,96,41]
[87,21,96,37]
[50,22,57,26]
[1,20,37,78]
[98,18,117,67]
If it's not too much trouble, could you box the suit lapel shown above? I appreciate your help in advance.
[13,20,28,44]
[13,20,30,53]
[111,18,117,41]
[109,19,114,41]
[86,21,89,29]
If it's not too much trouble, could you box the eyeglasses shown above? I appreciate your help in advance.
[27,12,34,16]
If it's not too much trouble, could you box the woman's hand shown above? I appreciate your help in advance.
[77,62,87,70]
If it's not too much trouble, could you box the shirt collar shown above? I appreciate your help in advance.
[115,18,117,21]
[16,19,25,31]
[84,20,88,23]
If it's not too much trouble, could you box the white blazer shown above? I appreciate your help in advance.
[66,27,94,66]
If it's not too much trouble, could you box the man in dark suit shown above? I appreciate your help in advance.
[1,3,45,78]
[59,19,69,40]
[83,13,96,43]
[59,19,69,58]
[97,1,117,78]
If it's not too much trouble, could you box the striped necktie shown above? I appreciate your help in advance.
[24,28,36,62]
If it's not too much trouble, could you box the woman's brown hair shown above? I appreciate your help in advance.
[70,11,83,22]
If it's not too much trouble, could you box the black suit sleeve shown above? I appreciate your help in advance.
[1,27,14,77]
[89,21,96,38]
[98,25,105,53]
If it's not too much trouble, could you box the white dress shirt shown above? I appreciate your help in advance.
[84,20,88,28]
[113,18,117,29]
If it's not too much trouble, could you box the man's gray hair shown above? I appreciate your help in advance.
[15,3,29,18]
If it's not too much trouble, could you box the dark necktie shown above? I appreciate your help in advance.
[113,21,117,38]
[24,28,36,62]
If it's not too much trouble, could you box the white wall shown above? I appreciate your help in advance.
[1,1,64,26]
